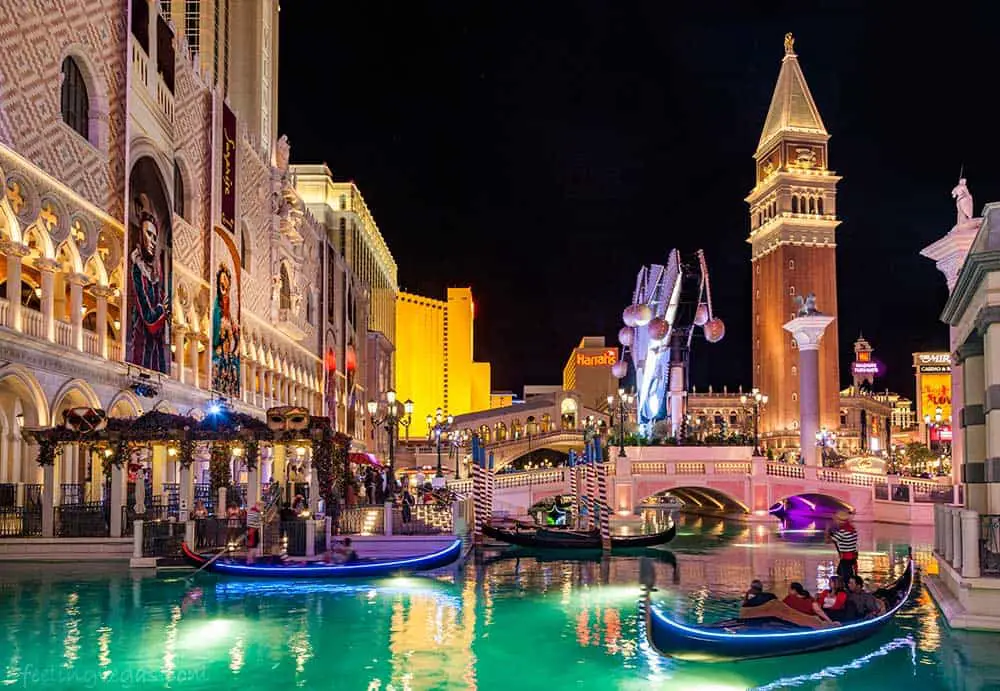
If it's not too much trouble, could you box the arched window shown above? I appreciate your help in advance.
[338,195,347,210]
[788,259,795,270]
[173,160,186,219]
[808,197,816,214]
[279,264,291,310]
[789,285,796,296]
[61,57,89,140]
[792,392,798,402]
[817,197,824,215]
[791,196,799,213]
[791,366,798,376]
[305,292,314,325]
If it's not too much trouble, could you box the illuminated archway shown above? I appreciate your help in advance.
[640,486,750,515]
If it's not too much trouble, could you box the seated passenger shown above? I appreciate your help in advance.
[742,580,777,607]
[846,575,885,619]
[739,579,834,630]
[819,576,850,621]
[783,582,835,625]
[333,537,359,564]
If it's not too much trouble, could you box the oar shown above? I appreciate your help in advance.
[186,532,247,582]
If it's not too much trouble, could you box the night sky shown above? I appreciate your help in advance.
[278,2,1000,402]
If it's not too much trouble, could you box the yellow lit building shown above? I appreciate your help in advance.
[396,287,492,419]
[563,337,618,410]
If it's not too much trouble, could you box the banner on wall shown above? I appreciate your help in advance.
[220,102,237,233]
[211,226,242,397]
[125,158,173,374]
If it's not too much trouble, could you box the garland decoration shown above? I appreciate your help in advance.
[209,442,231,500]
[179,436,196,468]
[245,439,260,471]
[36,439,57,467]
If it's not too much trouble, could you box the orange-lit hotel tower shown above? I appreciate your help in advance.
[747,34,841,451]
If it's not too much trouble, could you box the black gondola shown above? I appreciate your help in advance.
[482,523,675,550]
[644,558,914,662]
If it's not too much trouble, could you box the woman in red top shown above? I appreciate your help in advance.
[783,582,835,624]
[818,576,849,622]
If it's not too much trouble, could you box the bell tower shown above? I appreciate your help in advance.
[747,34,841,451]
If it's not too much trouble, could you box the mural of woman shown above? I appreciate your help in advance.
[128,187,171,373]
[212,263,241,396]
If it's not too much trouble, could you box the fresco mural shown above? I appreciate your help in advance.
[126,157,173,373]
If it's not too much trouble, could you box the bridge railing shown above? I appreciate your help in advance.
[634,461,752,476]
[495,468,567,488]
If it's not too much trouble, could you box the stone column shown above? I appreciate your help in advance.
[961,509,982,578]
[3,242,29,331]
[35,258,59,342]
[952,508,963,571]
[984,321,1000,514]
[188,335,201,390]
[109,463,125,537]
[943,506,955,563]
[41,462,55,537]
[247,463,260,507]
[960,342,987,514]
[783,313,836,466]
[152,444,167,504]
[179,462,193,521]
[173,326,187,385]
[308,451,319,514]
[67,272,88,352]
[92,285,113,358]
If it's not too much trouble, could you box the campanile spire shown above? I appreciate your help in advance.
[746,35,842,451]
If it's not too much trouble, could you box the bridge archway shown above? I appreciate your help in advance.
[640,486,750,515]
[769,492,855,519]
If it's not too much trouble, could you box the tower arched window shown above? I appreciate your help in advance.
[305,291,314,325]
[792,392,798,402]
[789,285,796,296]
[788,259,795,270]
[791,366,797,376]
[791,196,799,214]
[279,264,291,310]
[817,197,824,215]
[808,197,816,214]
[61,57,89,140]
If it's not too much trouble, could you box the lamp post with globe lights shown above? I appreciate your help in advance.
[366,391,413,501]
[740,388,768,457]
[426,408,454,480]
[607,388,634,458]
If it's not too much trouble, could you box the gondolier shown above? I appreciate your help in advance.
[827,510,859,583]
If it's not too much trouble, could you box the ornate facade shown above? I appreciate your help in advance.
[0,1,372,512]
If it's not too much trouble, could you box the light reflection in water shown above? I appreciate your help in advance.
[229,636,245,674]
[161,605,179,682]
[62,592,80,669]
[97,625,112,681]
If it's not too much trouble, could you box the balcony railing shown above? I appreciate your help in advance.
[22,307,43,339]
[131,42,149,88]
[155,74,174,123]
[83,330,100,356]
[55,320,73,347]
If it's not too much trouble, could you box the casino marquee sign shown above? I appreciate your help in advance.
[576,349,618,367]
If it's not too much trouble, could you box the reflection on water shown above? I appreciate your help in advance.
[0,517,995,690]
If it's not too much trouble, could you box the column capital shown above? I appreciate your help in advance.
[90,284,116,299]
[955,338,985,363]
[782,314,836,351]
[65,272,91,287]
[172,323,188,336]
[34,257,61,273]
[1,240,30,258]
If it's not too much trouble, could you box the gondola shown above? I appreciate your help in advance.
[482,523,675,550]
[644,558,914,662]
[181,538,463,578]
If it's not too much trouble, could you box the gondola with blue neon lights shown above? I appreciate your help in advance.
[181,538,463,578]
[643,557,914,661]
[482,522,675,550]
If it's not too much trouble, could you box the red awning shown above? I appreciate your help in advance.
[349,452,383,468]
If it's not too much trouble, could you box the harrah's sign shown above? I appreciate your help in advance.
[576,349,618,367]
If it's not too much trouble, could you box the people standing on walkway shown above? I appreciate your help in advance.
[827,511,859,583]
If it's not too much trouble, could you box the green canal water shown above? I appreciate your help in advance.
[1,515,998,690]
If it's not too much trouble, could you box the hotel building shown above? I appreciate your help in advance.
[562,337,619,411]
[394,287,492,421]
[0,0,376,525]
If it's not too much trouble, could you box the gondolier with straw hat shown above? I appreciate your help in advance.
[827,510,859,583]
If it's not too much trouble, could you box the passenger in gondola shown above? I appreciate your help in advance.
[738,579,834,629]
[846,575,885,619]
[332,537,359,563]
[742,580,777,607]
[818,576,850,621]
[783,582,835,624]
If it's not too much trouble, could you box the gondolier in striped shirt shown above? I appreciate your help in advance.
[827,510,859,583]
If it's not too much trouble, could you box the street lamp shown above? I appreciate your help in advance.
[740,388,768,457]
[815,427,837,466]
[447,429,469,479]
[426,407,454,479]
[607,388,634,458]
[366,390,413,501]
